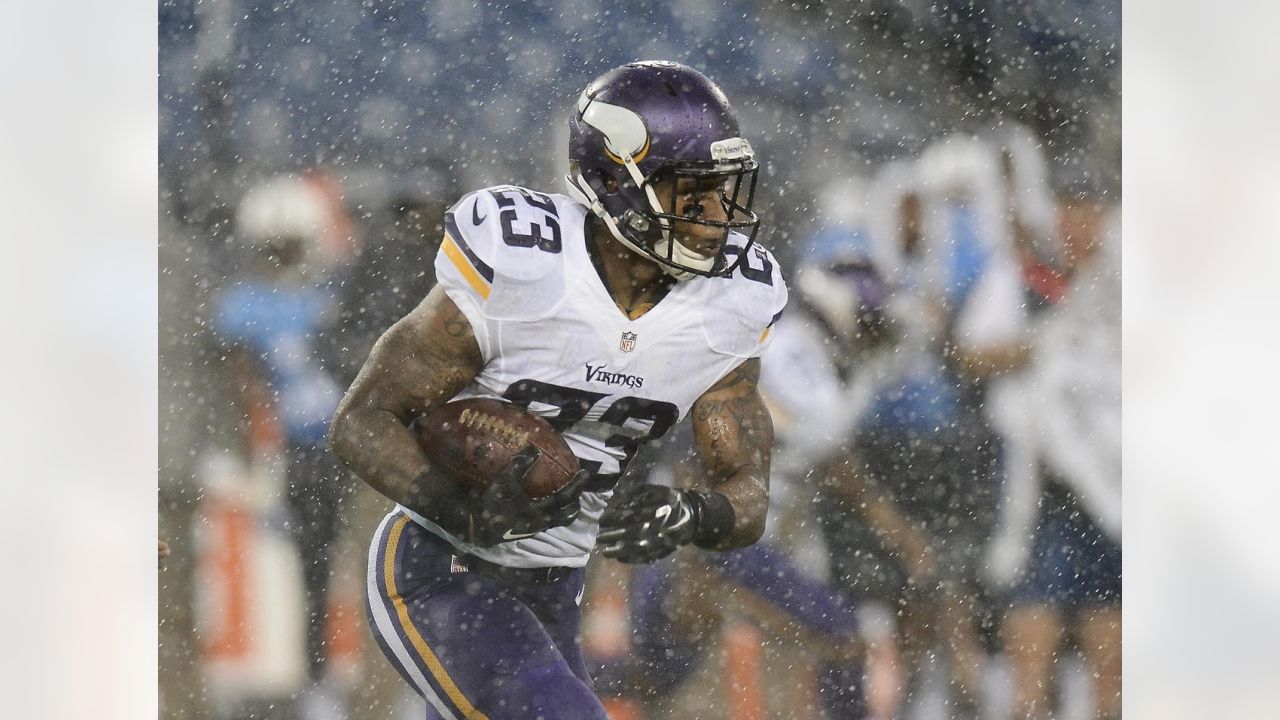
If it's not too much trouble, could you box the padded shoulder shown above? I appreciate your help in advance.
[699,234,789,358]
[436,185,582,321]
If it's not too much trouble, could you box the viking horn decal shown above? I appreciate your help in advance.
[579,95,650,163]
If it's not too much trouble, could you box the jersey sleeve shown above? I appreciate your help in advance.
[702,239,790,359]
[434,189,502,361]
[434,186,570,361]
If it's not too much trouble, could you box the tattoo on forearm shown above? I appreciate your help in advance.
[690,359,773,546]
[694,360,770,478]
[695,393,771,477]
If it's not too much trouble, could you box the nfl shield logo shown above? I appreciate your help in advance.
[620,331,637,353]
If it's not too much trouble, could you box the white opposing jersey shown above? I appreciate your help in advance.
[400,185,787,568]
[759,312,848,478]
[760,310,904,479]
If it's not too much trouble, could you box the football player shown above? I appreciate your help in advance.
[213,173,352,695]
[330,62,786,719]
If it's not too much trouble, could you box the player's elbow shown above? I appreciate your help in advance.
[724,488,769,549]
[328,403,359,467]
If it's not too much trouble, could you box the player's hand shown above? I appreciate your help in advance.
[472,447,589,547]
[597,484,700,563]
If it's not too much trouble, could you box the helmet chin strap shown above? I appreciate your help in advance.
[653,237,715,278]
[563,172,657,264]
[564,155,714,282]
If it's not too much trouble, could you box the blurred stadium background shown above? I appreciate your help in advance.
[159,1,1120,719]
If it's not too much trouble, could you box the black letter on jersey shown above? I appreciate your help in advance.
[502,380,677,492]
[490,188,562,253]
[722,244,774,286]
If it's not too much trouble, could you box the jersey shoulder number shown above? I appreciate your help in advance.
[436,185,581,321]
[701,234,789,358]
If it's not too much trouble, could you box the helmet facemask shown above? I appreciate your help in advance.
[638,158,760,278]
[569,144,761,281]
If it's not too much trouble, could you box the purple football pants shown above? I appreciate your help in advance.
[366,511,609,720]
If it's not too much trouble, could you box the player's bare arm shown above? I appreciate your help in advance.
[329,285,482,508]
[331,286,585,545]
[688,357,773,548]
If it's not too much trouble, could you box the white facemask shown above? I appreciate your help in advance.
[651,237,716,280]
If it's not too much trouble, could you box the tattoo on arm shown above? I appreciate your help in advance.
[690,358,773,548]
[330,286,483,508]
[443,304,472,340]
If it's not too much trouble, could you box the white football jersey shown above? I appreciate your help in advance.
[399,185,788,568]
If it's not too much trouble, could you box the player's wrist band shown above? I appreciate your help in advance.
[687,490,735,549]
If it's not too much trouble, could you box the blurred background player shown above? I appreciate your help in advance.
[983,175,1122,720]
[209,172,356,718]
[823,153,1006,718]
[324,162,456,387]
[787,224,942,720]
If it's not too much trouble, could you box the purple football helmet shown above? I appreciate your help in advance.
[564,61,761,280]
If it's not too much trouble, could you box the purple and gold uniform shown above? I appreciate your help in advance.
[364,184,786,718]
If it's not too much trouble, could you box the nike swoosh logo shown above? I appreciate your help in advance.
[502,529,537,541]
[668,507,691,531]
[574,585,585,606]
[655,503,691,531]
[472,198,486,225]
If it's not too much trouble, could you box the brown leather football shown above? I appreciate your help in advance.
[411,398,581,499]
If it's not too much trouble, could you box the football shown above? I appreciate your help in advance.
[411,398,581,499]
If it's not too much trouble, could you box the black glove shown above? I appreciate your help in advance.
[597,484,735,564]
[470,447,591,547]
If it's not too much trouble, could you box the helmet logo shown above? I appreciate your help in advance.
[620,331,638,353]
[579,95,651,165]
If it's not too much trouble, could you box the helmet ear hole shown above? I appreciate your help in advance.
[576,162,618,194]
